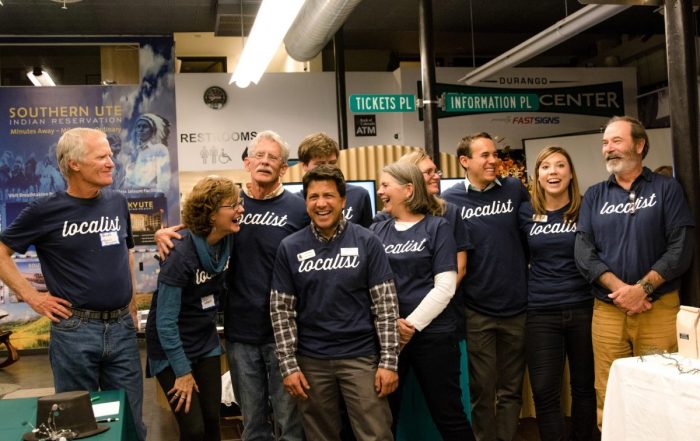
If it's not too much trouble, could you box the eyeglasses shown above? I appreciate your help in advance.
[628,191,636,215]
[250,151,282,163]
[219,199,244,210]
[422,169,443,178]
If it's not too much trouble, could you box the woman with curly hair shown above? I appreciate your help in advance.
[146,176,244,441]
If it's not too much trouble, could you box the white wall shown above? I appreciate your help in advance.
[176,72,339,171]
[523,128,673,193]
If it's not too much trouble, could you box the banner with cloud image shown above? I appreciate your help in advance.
[0,37,177,348]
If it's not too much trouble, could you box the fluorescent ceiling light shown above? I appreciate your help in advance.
[230,0,306,88]
[27,67,56,87]
[459,4,630,85]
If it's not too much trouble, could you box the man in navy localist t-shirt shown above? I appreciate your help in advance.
[575,116,694,429]
[156,130,307,441]
[441,132,529,441]
[0,128,146,440]
[271,165,400,441]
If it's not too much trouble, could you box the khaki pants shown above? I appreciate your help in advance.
[592,291,679,430]
[297,355,393,441]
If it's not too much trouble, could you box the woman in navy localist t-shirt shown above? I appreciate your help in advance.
[371,162,474,441]
[519,146,596,441]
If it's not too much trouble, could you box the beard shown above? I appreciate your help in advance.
[605,156,636,175]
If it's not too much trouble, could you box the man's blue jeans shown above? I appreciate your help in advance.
[49,312,146,441]
[226,340,304,441]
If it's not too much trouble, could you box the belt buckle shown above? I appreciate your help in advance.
[100,311,111,321]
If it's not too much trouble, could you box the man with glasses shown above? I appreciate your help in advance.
[157,130,308,441]
[575,115,694,430]
[297,132,373,227]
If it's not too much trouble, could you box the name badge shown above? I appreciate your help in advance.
[100,231,119,247]
[201,294,215,310]
[297,249,316,262]
[532,214,548,223]
[341,247,359,256]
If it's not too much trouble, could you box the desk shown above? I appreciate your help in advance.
[0,389,138,441]
[602,354,700,441]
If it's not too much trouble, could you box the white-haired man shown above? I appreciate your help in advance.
[0,128,146,440]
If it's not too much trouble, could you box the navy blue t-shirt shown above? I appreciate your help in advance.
[0,190,134,310]
[374,201,471,252]
[371,215,459,333]
[225,190,309,344]
[577,167,694,301]
[519,202,590,309]
[442,177,529,316]
[272,222,394,359]
[146,230,225,361]
[297,184,372,228]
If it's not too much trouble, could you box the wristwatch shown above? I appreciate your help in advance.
[636,279,654,296]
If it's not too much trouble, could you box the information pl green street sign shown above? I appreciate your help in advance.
[349,94,416,113]
[444,93,540,112]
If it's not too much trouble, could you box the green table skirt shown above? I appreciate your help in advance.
[0,389,137,441]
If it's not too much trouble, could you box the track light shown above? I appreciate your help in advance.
[230,0,306,88]
[27,67,56,87]
[459,4,630,85]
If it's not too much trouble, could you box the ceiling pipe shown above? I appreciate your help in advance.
[459,4,630,85]
[284,0,363,61]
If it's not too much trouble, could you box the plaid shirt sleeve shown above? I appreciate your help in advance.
[270,288,299,377]
[369,279,400,372]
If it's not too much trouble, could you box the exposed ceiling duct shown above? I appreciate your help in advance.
[284,0,363,61]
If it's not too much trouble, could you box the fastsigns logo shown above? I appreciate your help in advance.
[511,116,560,125]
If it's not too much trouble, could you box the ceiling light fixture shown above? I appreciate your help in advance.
[50,0,83,10]
[230,0,307,88]
[27,67,56,87]
[459,4,630,85]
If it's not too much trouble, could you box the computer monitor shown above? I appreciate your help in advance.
[348,180,377,214]
[283,182,304,195]
[284,179,377,214]
[439,178,463,194]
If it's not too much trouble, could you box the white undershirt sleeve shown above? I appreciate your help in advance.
[405,270,457,332]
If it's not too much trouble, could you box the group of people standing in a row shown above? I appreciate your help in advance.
[0,115,693,441]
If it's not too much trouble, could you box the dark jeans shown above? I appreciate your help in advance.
[465,308,526,441]
[157,356,222,441]
[526,301,596,441]
[390,331,475,441]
